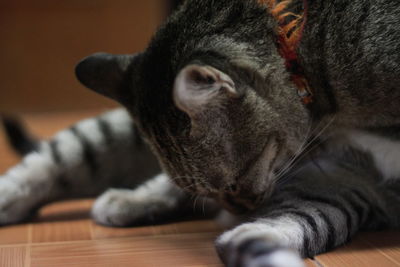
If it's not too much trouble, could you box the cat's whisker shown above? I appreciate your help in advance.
[274,119,314,179]
[275,135,321,182]
[276,141,324,187]
[276,164,305,188]
[192,194,200,212]
[201,196,208,216]
[275,115,336,181]
[180,183,198,192]
[293,116,336,159]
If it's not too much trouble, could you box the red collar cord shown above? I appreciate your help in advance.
[258,0,313,105]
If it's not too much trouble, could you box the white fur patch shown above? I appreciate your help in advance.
[91,173,181,226]
[251,250,305,267]
[347,130,400,180]
[54,130,84,166]
[217,218,304,251]
[75,118,104,146]
[101,108,133,137]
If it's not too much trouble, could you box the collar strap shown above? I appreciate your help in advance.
[259,0,313,105]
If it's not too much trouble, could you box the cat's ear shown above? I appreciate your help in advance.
[75,52,137,101]
[173,65,238,116]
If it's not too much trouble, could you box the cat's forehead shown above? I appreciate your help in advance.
[129,0,275,132]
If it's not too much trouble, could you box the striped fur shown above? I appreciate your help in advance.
[2,0,400,266]
[216,146,399,266]
[0,109,161,224]
[1,110,399,267]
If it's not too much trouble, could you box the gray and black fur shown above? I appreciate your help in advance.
[1,1,400,266]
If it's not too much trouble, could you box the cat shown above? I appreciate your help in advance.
[1,0,400,266]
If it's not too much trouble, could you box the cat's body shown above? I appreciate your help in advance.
[1,0,400,266]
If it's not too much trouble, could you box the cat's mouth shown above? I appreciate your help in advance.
[218,190,267,214]
[218,164,285,214]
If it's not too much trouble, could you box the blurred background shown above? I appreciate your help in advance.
[0,0,180,113]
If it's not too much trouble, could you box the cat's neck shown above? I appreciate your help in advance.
[296,0,400,128]
[261,0,313,106]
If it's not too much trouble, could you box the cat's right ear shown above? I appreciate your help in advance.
[75,52,138,101]
[173,64,239,117]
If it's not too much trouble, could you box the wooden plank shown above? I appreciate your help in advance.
[0,225,29,245]
[91,220,222,240]
[361,232,400,265]
[31,220,92,243]
[305,259,322,267]
[0,246,27,267]
[31,248,222,267]
[30,233,221,267]
[36,199,93,220]
[316,235,400,267]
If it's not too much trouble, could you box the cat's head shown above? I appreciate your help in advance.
[75,0,310,213]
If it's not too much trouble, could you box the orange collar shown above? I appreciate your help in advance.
[258,0,313,105]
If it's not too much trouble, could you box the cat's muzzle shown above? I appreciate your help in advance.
[219,190,265,214]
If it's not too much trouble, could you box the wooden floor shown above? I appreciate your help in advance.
[0,110,399,267]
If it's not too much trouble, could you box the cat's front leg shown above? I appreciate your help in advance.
[215,152,395,267]
[215,187,377,267]
[92,173,220,227]
[92,173,186,226]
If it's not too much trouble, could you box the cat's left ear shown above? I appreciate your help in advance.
[173,64,239,117]
[75,52,138,101]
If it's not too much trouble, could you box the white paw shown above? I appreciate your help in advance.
[0,178,36,224]
[246,248,305,267]
[92,188,166,227]
[216,223,305,267]
[217,238,305,267]
[92,189,137,226]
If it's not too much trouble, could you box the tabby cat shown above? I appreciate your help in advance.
[1,0,400,266]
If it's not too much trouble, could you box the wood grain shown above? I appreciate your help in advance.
[316,235,400,267]
[0,225,30,246]
[30,233,221,267]
[362,232,400,265]
[0,246,27,267]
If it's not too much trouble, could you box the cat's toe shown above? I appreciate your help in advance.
[224,239,304,267]
[92,189,136,227]
[91,188,158,227]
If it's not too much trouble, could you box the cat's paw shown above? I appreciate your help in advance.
[221,239,304,267]
[92,188,174,227]
[0,178,35,225]
[216,224,305,267]
[92,189,140,227]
